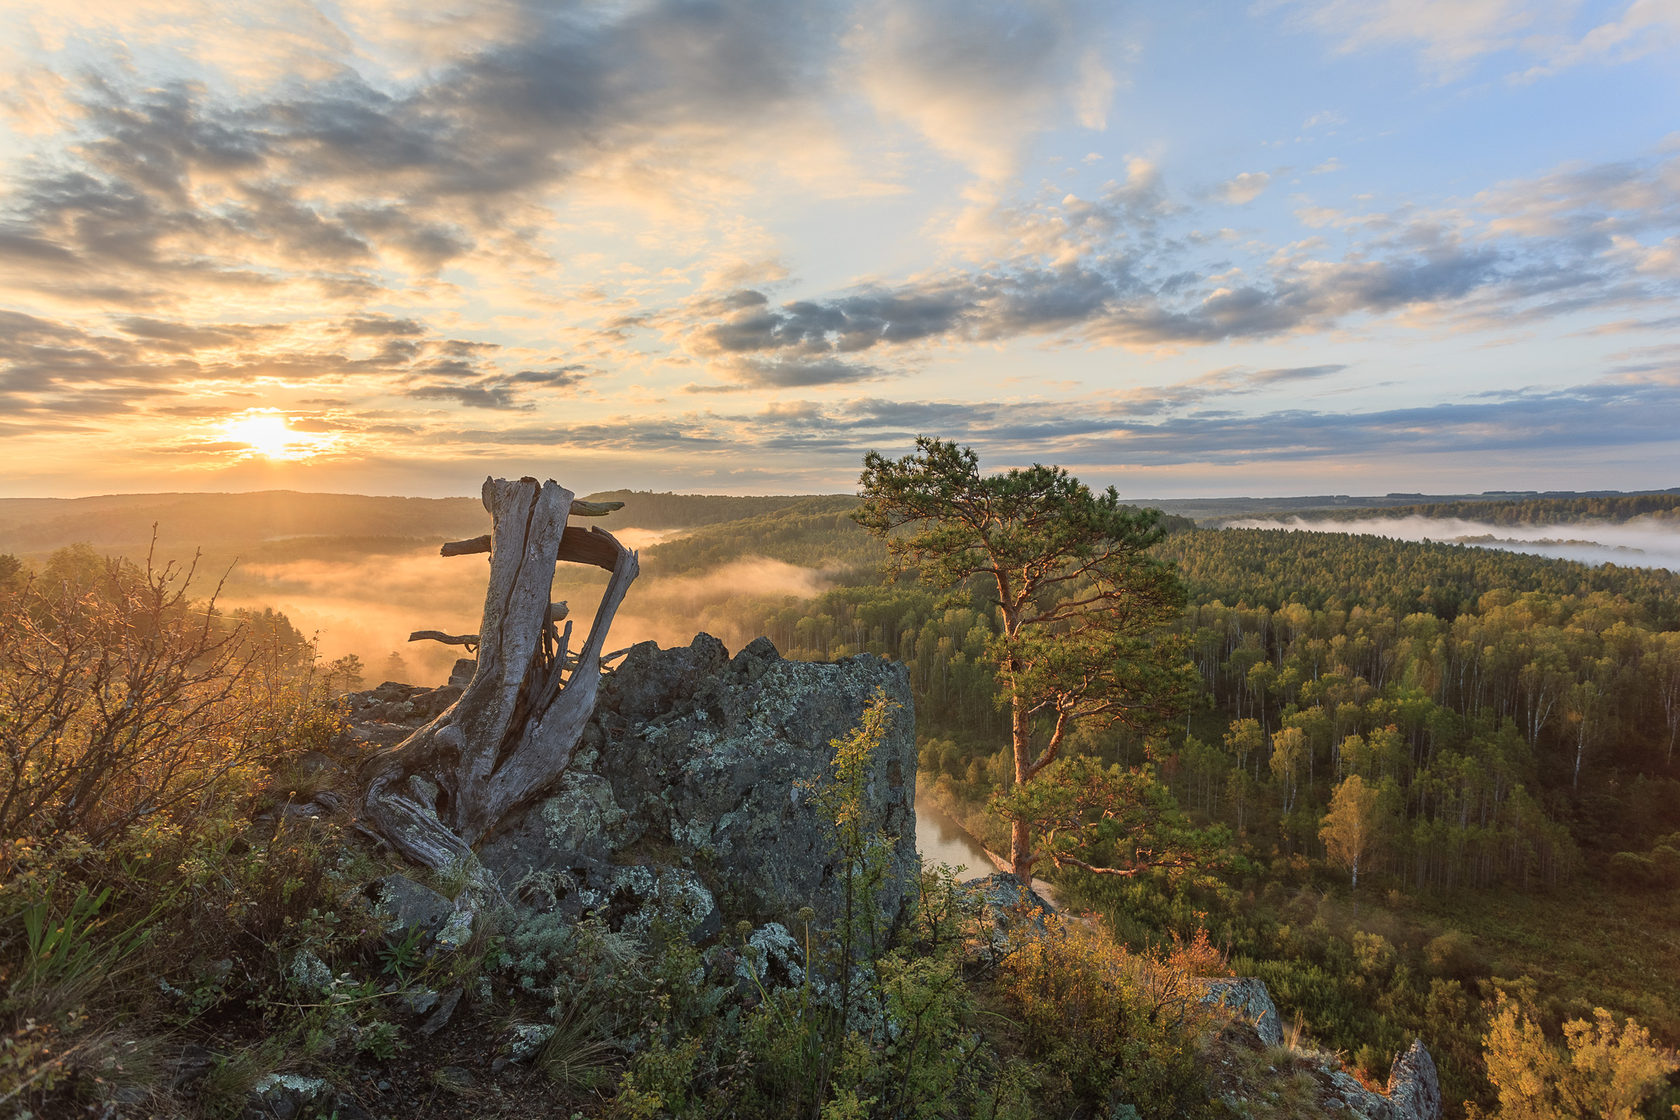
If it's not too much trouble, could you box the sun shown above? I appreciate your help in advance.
[220,411,327,460]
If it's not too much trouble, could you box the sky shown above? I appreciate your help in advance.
[1,0,1678,501]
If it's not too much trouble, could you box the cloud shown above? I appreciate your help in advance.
[719,356,886,389]
[1276,0,1680,80]
[1248,364,1346,385]
[668,145,1679,377]
[849,0,1117,179]
[0,0,864,313]
[1219,172,1272,205]
[0,305,591,424]
[673,230,1512,369]
[357,366,1679,479]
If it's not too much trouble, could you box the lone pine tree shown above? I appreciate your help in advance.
[856,437,1192,881]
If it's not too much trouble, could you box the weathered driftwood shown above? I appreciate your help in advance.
[407,605,567,651]
[408,630,479,649]
[361,477,638,872]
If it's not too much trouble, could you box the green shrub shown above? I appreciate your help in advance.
[998,917,1215,1119]
[1607,851,1661,891]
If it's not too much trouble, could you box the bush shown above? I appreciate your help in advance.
[0,546,325,855]
[0,546,368,1115]
[1478,995,1679,1119]
[1607,851,1662,891]
[997,917,1216,1119]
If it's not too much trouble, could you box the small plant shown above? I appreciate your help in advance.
[354,1018,406,1061]
[378,925,426,981]
[539,991,616,1092]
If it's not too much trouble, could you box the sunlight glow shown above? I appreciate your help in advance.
[220,411,331,460]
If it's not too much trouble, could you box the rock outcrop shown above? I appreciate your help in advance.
[1373,1039,1443,1120]
[422,633,921,941]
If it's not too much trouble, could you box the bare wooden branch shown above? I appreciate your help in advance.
[439,525,625,572]
[408,630,478,648]
[440,534,492,556]
[557,525,622,571]
[363,476,640,875]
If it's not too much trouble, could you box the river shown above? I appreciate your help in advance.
[915,800,999,876]
[915,800,1060,907]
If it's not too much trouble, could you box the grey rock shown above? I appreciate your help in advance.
[403,986,440,1015]
[436,905,476,951]
[736,921,806,990]
[1198,976,1284,1048]
[419,987,464,1037]
[286,949,333,994]
[169,1043,215,1089]
[594,634,918,936]
[1313,1039,1442,1120]
[309,789,346,814]
[372,874,453,938]
[346,635,918,954]
[247,1073,330,1120]
[963,872,1056,965]
[477,768,635,888]
[1385,1040,1442,1120]
[413,685,463,719]
[349,723,411,746]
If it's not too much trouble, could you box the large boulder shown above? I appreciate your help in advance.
[478,634,919,941]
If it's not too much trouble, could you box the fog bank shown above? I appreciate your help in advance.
[223,545,832,688]
[1224,514,1680,573]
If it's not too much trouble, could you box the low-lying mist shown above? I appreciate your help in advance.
[1225,514,1680,572]
[222,541,833,688]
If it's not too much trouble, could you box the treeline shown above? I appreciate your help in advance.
[1274,491,1680,528]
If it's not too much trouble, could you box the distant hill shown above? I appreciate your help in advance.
[1130,488,1680,526]
[0,488,861,563]
[580,490,852,529]
[0,491,490,563]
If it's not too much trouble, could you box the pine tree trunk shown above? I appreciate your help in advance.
[1010,683,1034,880]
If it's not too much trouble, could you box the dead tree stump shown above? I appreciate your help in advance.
[360,476,638,872]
